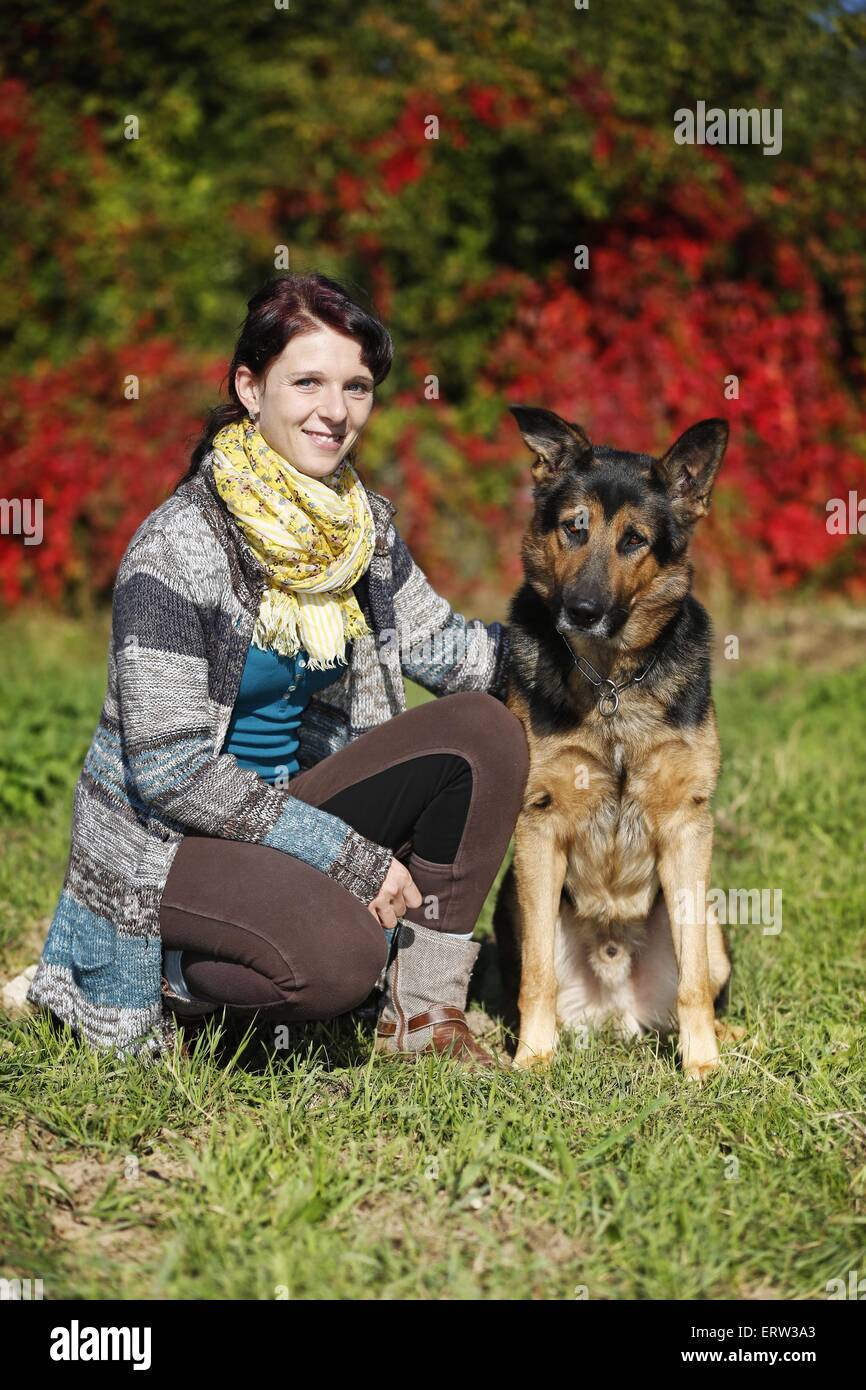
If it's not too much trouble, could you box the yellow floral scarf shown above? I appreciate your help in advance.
[211,418,375,669]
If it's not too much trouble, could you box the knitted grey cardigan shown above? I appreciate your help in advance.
[26,451,510,1060]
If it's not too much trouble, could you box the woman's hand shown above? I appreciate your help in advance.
[367,858,423,931]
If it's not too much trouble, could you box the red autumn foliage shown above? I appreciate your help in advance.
[2,75,864,610]
[0,340,217,607]
[405,173,866,600]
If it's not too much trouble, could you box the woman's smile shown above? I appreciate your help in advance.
[301,426,346,451]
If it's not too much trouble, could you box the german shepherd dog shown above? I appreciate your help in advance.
[493,406,733,1081]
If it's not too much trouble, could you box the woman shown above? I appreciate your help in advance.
[27,272,530,1068]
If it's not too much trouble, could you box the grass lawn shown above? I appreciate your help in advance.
[1,603,864,1300]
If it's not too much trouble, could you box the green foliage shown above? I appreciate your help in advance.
[2,0,865,376]
[1,2,864,602]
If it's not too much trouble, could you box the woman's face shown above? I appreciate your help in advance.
[234,323,376,481]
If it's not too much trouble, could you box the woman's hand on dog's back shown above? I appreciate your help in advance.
[367,859,423,931]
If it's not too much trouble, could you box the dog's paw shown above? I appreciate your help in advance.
[513,1008,559,1071]
[513,1049,554,1071]
[679,1012,721,1082]
[683,1053,721,1083]
[713,1019,747,1044]
[513,1035,557,1071]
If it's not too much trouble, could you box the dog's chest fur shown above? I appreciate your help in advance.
[568,728,659,924]
[517,692,665,927]
[509,692,687,1035]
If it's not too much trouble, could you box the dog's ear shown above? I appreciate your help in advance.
[509,405,593,486]
[653,419,728,525]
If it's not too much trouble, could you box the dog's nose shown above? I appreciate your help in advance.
[567,600,604,629]
[605,943,618,958]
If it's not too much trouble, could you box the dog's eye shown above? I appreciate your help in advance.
[562,518,588,543]
[621,530,647,553]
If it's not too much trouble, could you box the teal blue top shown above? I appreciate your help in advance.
[221,639,351,784]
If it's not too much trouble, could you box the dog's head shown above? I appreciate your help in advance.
[509,405,728,647]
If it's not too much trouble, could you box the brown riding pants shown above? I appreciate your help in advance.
[158,691,530,1025]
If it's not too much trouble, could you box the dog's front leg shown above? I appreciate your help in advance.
[657,820,720,1082]
[512,820,567,1070]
